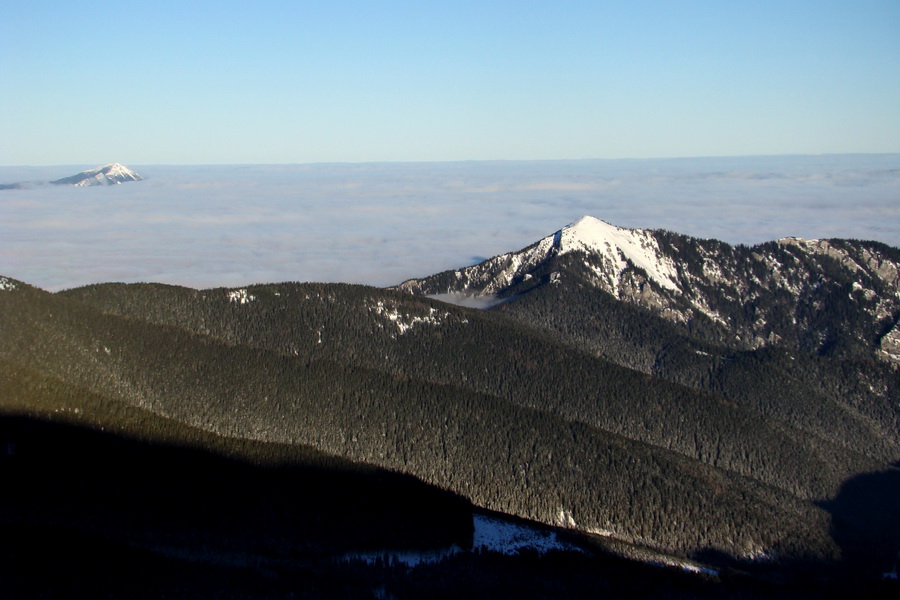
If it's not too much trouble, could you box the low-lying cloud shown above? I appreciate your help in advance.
[1,155,898,292]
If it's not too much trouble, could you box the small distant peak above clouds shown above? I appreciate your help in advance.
[51,163,144,187]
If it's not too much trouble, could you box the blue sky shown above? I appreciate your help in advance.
[3,1,899,164]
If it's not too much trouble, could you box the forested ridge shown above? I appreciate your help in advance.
[400,219,900,367]
[2,222,899,596]
[486,264,900,458]
[60,280,896,498]
[1,278,840,559]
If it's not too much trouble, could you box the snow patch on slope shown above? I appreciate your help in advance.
[473,514,583,555]
[558,216,680,291]
[340,513,583,568]
[371,301,457,334]
[0,277,16,292]
[227,288,255,304]
[651,556,721,577]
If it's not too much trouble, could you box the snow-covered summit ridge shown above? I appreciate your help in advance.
[94,163,139,178]
[553,216,680,291]
[51,163,143,187]
[399,215,900,365]
[397,215,682,297]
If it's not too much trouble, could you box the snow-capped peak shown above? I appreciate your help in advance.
[51,163,144,187]
[397,215,682,298]
[97,163,134,177]
[555,216,680,291]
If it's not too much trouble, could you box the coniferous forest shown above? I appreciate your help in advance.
[1,220,899,598]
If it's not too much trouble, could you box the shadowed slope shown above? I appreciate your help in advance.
[0,277,842,562]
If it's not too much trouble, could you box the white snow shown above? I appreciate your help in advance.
[651,557,720,577]
[473,514,583,556]
[70,163,143,186]
[443,216,683,297]
[371,301,450,334]
[556,509,577,528]
[103,163,133,176]
[227,288,255,304]
[0,276,16,291]
[556,216,680,291]
[340,513,584,567]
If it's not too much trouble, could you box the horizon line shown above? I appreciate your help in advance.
[4,151,899,169]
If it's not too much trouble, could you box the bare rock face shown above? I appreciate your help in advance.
[880,324,900,363]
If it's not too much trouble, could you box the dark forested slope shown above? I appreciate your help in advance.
[60,280,894,500]
[0,276,849,566]
[2,214,899,587]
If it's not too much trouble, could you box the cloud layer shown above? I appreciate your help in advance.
[1,155,898,292]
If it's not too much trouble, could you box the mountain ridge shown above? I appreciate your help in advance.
[50,163,143,187]
[0,276,854,559]
[397,215,900,365]
[2,215,900,592]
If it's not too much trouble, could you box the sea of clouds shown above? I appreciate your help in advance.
[1,155,898,292]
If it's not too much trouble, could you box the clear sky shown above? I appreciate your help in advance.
[3,1,899,165]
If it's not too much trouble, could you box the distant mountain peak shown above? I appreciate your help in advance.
[51,163,144,187]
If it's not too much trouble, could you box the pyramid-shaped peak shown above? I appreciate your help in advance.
[90,163,139,176]
[564,215,626,234]
[568,215,615,228]
[560,216,644,248]
[51,163,144,187]
[556,216,680,291]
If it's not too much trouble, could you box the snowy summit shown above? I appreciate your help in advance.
[397,215,684,298]
[552,216,680,291]
[51,163,143,187]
